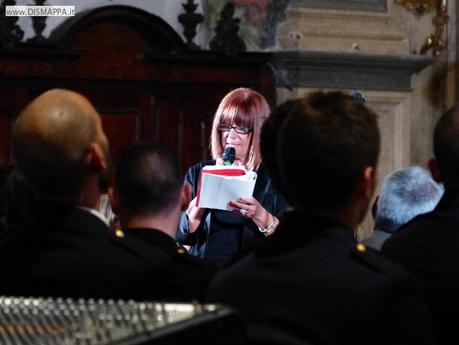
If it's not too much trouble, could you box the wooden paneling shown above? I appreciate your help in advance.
[101,111,139,161]
[0,5,275,176]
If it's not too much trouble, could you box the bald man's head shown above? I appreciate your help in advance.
[12,89,109,200]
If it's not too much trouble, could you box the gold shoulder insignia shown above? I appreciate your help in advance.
[356,243,366,253]
[115,229,125,238]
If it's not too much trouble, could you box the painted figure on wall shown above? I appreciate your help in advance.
[203,0,290,50]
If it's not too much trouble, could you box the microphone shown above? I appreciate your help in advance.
[222,146,236,166]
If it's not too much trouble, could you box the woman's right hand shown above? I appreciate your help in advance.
[186,196,206,233]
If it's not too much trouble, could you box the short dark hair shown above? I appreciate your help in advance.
[433,104,459,189]
[114,142,182,215]
[276,91,380,211]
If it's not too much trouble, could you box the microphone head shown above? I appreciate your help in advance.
[222,146,236,166]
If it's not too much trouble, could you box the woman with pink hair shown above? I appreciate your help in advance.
[177,88,288,267]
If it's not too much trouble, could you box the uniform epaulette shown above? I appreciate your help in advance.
[350,243,400,275]
[172,246,206,267]
[176,246,187,255]
[114,229,125,238]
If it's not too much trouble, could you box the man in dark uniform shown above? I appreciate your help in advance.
[382,104,459,345]
[0,89,211,301]
[108,142,214,301]
[363,166,443,251]
[206,91,435,345]
[0,89,134,298]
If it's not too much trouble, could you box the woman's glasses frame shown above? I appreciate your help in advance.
[217,125,252,135]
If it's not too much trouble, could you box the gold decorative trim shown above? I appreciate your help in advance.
[394,0,438,15]
[394,0,449,56]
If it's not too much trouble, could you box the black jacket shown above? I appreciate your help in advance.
[207,209,435,345]
[111,227,214,301]
[177,160,288,267]
[0,205,213,301]
[382,191,459,345]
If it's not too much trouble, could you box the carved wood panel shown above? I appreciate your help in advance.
[0,6,275,176]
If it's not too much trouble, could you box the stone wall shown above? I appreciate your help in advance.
[271,0,455,238]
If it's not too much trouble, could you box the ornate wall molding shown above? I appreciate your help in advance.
[271,50,434,91]
[290,0,387,12]
[394,0,449,56]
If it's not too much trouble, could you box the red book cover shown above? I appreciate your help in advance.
[196,166,257,209]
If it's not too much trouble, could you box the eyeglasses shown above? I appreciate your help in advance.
[217,125,252,135]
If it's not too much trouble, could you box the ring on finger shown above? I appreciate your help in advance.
[240,208,247,216]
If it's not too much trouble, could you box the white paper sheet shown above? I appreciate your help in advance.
[196,166,257,210]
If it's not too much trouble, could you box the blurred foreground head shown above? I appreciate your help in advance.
[265,91,380,222]
[12,89,109,202]
[113,142,183,217]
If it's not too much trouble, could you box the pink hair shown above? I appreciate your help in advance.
[210,88,270,171]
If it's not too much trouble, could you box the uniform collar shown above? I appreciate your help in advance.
[77,206,110,227]
[119,227,179,252]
